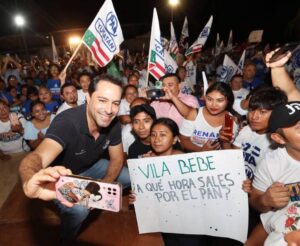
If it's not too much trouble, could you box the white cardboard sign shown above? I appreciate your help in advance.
[128,149,248,243]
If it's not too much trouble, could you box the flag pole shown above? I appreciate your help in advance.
[62,41,82,74]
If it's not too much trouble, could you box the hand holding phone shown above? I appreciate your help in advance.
[268,42,299,63]
[146,88,165,100]
[224,113,234,141]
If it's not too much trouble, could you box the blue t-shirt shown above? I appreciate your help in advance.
[47,79,61,101]
[45,101,60,113]
[242,77,263,90]
[0,91,13,104]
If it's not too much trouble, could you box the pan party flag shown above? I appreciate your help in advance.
[185,15,213,56]
[148,8,165,80]
[82,0,124,67]
[169,22,179,56]
[179,16,189,49]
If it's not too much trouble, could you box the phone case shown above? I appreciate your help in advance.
[269,42,299,63]
[9,113,20,126]
[224,113,234,140]
[55,175,122,212]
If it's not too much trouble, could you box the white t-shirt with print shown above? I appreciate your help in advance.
[262,201,300,246]
[0,114,29,153]
[180,107,238,147]
[233,125,271,180]
[253,147,300,245]
[232,88,249,100]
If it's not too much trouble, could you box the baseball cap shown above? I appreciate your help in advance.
[130,104,156,120]
[269,101,300,133]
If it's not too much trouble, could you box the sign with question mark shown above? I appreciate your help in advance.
[128,149,248,243]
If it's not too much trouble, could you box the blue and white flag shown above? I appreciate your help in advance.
[220,54,239,83]
[179,16,189,48]
[237,50,246,71]
[82,0,124,67]
[185,15,213,56]
[169,22,179,56]
[164,49,178,74]
[148,8,165,80]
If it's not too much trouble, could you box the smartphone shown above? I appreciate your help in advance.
[146,88,165,100]
[55,175,122,212]
[269,42,299,63]
[224,113,234,141]
[9,112,20,126]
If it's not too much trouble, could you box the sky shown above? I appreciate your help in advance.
[0,0,299,46]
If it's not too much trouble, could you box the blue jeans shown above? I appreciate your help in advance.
[54,159,130,240]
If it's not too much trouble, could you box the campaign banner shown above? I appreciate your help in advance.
[128,149,248,243]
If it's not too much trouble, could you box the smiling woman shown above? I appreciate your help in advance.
[179,82,239,153]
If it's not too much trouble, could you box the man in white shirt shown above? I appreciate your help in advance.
[56,84,78,115]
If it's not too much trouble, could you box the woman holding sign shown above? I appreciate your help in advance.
[130,118,211,245]
[179,82,239,152]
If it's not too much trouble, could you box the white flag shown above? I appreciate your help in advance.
[82,0,124,67]
[164,50,178,74]
[226,30,233,52]
[220,55,239,83]
[202,71,209,95]
[179,16,189,48]
[148,8,165,80]
[169,22,179,55]
[238,50,246,71]
[185,15,213,56]
[51,35,59,63]
[214,33,222,56]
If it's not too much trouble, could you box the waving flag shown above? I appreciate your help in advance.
[214,33,222,57]
[185,15,213,56]
[179,16,189,48]
[226,30,233,52]
[51,35,59,63]
[148,8,165,80]
[238,49,246,71]
[164,50,178,74]
[82,0,124,67]
[169,22,179,56]
[220,55,239,83]
[202,71,209,95]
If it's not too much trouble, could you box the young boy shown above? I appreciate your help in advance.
[221,86,288,180]
[246,101,300,245]
[127,104,156,159]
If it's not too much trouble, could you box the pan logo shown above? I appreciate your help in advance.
[95,11,118,52]
[220,66,234,81]
[200,27,210,38]
[166,65,175,73]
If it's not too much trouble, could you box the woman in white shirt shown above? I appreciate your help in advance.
[180,82,239,152]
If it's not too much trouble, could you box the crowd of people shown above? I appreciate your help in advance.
[1,41,300,245]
